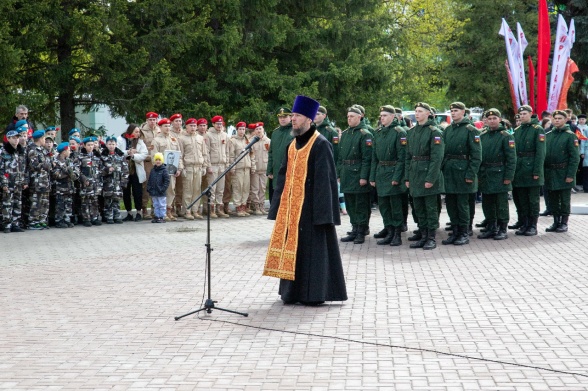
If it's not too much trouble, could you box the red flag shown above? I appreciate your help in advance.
[536,0,550,115]
[527,56,536,112]
[505,60,519,112]
[575,130,587,141]
[557,58,579,110]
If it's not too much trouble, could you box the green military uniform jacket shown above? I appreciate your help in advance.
[442,117,482,194]
[404,117,444,197]
[513,116,546,187]
[337,125,372,193]
[316,119,340,162]
[544,125,580,191]
[369,119,407,196]
[478,123,516,194]
[266,123,293,179]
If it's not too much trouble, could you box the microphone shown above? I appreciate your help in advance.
[241,136,260,152]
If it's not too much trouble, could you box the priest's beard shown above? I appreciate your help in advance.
[291,123,310,137]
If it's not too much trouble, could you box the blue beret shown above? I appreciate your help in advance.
[82,136,97,143]
[16,125,28,133]
[68,128,80,136]
[69,136,81,143]
[105,136,117,143]
[32,130,46,139]
[56,142,70,153]
[6,130,18,138]
[292,95,320,120]
[15,120,28,128]
[46,126,56,132]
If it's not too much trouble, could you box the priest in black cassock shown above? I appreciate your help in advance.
[263,95,348,306]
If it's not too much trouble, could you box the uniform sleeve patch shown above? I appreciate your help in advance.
[539,134,545,142]
[574,139,579,147]
[366,138,372,147]
[474,135,480,143]
[434,136,441,145]
[333,136,339,144]
[509,140,515,148]
[400,137,407,145]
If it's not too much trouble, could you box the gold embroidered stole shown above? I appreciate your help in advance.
[263,131,320,280]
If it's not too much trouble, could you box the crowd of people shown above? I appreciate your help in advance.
[1,103,585,251]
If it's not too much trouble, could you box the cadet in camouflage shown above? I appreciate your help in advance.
[101,136,129,224]
[27,130,52,230]
[1,130,27,232]
[52,142,80,228]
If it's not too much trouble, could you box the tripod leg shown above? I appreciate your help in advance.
[174,307,208,321]
[213,306,249,317]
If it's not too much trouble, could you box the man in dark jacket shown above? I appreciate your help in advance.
[264,95,347,306]
[4,105,34,141]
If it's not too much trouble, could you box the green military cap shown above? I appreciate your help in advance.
[394,108,403,114]
[347,106,363,115]
[450,102,466,110]
[518,105,533,113]
[317,106,327,114]
[484,108,501,118]
[379,105,395,114]
[552,109,568,118]
[465,108,471,115]
[415,102,432,112]
[515,113,520,119]
[430,107,437,114]
[276,107,292,117]
[352,104,365,115]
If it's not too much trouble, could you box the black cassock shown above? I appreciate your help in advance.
[268,127,348,303]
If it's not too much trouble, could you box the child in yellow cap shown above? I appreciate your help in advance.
[146,153,170,223]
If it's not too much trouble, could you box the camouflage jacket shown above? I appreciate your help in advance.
[27,144,52,192]
[52,156,80,195]
[78,148,102,196]
[0,142,27,189]
[100,147,129,197]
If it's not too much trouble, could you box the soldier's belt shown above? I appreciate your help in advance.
[548,163,567,169]
[411,156,430,161]
[446,154,469,160]
[482,162,504,167]
[342,160,360,165]
[517,152,536,157]
[378,160,397,166]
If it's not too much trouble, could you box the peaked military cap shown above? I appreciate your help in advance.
[518,105,533,113]
[276,107,292,117]
[450,102,466,110]
[317,106,327,115]
[379,105,395,114]
[485,108,501,118]
[552,110,568,118]
[414,102,432,112]
[347,106,363,115]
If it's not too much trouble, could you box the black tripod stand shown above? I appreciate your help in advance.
[175,137,260,320]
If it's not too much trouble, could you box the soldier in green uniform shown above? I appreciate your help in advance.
[338,106,373,244]
[395,108,410,230]
[544,110,580,233]
[477,109,516,240]
[404,102,444,250]
[511,105,546,236]
[314,106,340,162]
[352,104,375,133]
[267,107,293,204]
[369,105,407,246]
[441,102,482,245]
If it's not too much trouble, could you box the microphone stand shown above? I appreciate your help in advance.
[175,142,258,320]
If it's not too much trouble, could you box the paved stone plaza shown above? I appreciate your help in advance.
[1,196,588,390]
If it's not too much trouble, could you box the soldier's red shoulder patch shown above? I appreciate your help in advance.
[474,135,480,143]
[400,137,407,145]
[539,134,545,142]
[509,140,515,148]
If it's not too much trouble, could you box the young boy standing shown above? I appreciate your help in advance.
[1,130,27,233]
[78,137,102,227]
[147,153,170,223]
[101,136,129,224]
[27,130,52,230]
[52,142,79,228]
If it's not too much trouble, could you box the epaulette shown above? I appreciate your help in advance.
[565,129,575,135]
[327,125,337,134]
[429,125,437,131]
[500,131,510,136]
[532,124,542,130]
[466,124,478,132]
[360,128,368,135]
[514,126,521,132]
[395,126,405,133]
[480,130,488,135]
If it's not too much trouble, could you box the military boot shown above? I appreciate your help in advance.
[245,203,253,214]
[407,228,423,241]
[524,216,538,236]
[493,222,508,240]
[409,229,428,248]
[508,214,523,230]
[216,205,229,218]
[545,216,560,232]
[389,227,402,246]
[556,215,569,233]
[353,225,367,244]
[475,219,487,228]
[468,218,474,236]
[514,217,528,235]
[252,203,263,216]
[259,202,268,215]
[453,226,470,245]
[423,230,437,250]
[341,225,358,242]
[477,221,497,239]
[373,227,388,239]
[376,226,394,245]
[441,225,458,245]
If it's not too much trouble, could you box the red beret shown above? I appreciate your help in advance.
[146,112,158,119]
[236,121,247,128]
[197,118,208,125]
[211,115,224,123]
[256,122,264,128]
[247,123,257,130]
[170,113,182,121]
[158,118,171,126]
[185,118,197,125]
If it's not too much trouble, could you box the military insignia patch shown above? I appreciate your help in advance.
[474,135,480,143]
[400,137,407,145]
[366,138,372,147]
[509,140,515,148]
[434,136,441,145]
[574,139,579,147]
[539,134,545,142]
[333,136,339,144]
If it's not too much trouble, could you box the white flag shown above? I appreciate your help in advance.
[547,15,571,111]
[516,22,528,105]
[499,19,523,109]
